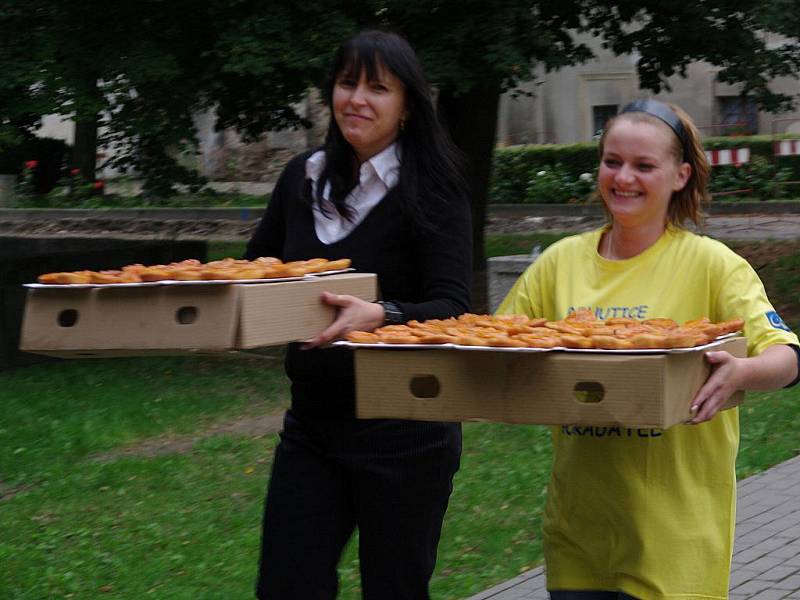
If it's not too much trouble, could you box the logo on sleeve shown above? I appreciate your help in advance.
[766,311,791,332]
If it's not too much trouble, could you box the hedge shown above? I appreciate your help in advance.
[490,134,800,204]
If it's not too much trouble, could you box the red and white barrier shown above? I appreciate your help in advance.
[774,139,800,156]
[705,148,750,166]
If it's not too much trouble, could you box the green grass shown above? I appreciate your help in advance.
[484,233,567,259]
[207,241,249,261]
[208,234,571,264]
[2,237,797,599]
[0,355,289,487]
[2,351,798,599]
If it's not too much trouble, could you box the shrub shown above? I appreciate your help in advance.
[491,134,800,204]
[522,164,596,204]
[491,143,597,204]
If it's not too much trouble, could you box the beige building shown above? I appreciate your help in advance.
[497,32,800,146]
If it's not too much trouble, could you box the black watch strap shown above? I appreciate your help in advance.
[378,301,405,325]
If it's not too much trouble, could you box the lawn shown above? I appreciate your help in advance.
[2,236,798,599]
[2,355,798,600]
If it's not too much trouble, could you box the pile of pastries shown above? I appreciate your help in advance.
[37,257,351,285]
[345,309,744,350]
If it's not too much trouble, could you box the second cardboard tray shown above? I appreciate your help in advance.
[354,336,746,429]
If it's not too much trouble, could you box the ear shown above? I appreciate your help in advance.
[673,162,691,192]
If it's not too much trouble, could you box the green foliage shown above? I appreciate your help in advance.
[707,156,795,201]
[491,143,598,204]
[490,135,800,204]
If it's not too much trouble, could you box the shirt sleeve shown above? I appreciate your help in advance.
[714,255,799,356]
[392,194,473,322]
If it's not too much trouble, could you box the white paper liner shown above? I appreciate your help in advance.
[333,333,741,354]
[24,282,162,289]
[305,268,355,277]
[24,267,355,289]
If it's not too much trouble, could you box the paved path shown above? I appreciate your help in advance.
[466,453,800,600]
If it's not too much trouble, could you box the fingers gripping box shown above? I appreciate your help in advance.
[20,273,377,357]
[354,336,746,429]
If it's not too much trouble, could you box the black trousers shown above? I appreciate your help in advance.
[255,409,462,600]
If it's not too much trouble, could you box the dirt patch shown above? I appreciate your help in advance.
[0,479,34,501]
[91,413,284,462]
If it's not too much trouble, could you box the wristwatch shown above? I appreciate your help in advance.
[378,300,405,325]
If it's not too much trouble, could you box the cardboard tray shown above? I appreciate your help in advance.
[20,272,376,357]
[354,336,746,429]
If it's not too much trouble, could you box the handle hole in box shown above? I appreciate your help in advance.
[57,309,79,328]
[573,382,605,404]
[176,306,198,325]
[410,375,440,399]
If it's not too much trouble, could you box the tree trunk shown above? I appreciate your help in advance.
[73,116,98,182]
[437,83,502,313]
[72,74,100,184]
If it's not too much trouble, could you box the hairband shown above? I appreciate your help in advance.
[620,99,690,160]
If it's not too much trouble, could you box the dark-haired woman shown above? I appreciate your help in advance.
[500,100,799,599]
[245,30,471,599]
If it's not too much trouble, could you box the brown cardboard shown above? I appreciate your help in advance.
[355,336,746,429]
[20,272,376,358]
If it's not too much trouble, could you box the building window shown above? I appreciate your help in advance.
[717,96,758,135]
[592,105,618,137]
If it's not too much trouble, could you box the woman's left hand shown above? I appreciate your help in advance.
[302,292,386,349]
[689,351,745,424]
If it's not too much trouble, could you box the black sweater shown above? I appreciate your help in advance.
[244,152,473,419]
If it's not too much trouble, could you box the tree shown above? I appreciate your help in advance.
[3,1,799,305]
[0,0,351,193]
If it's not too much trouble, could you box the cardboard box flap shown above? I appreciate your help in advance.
[236,273,377,349]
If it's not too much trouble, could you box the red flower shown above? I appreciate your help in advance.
[25,160,38,169]
[92,180,105,190]
[70,168,81,176]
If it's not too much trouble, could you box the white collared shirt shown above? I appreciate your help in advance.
[305,143,401,244]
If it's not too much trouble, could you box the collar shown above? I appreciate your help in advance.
[363,142,401,188]
[304,143,401,188]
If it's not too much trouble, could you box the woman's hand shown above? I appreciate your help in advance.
[689,345,798,424]
[302,292,385,349]
[689,351,745,424]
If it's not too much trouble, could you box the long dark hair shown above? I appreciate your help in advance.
[315,30,466,231]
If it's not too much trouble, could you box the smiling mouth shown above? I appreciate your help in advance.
[613,189,641,197]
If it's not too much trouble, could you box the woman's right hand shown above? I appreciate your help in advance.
[302,292,385,349]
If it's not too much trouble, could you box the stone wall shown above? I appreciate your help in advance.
[194,89,330,182]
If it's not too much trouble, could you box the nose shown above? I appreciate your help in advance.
[615,163,635,184]
[350,83,368,105]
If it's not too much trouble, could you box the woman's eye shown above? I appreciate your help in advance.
[638,164,654,171]
[371,83,388,92]
[603,159,620,168]
[337,79,356,88]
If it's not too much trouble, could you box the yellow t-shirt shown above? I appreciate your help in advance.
[498,226,799,599]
